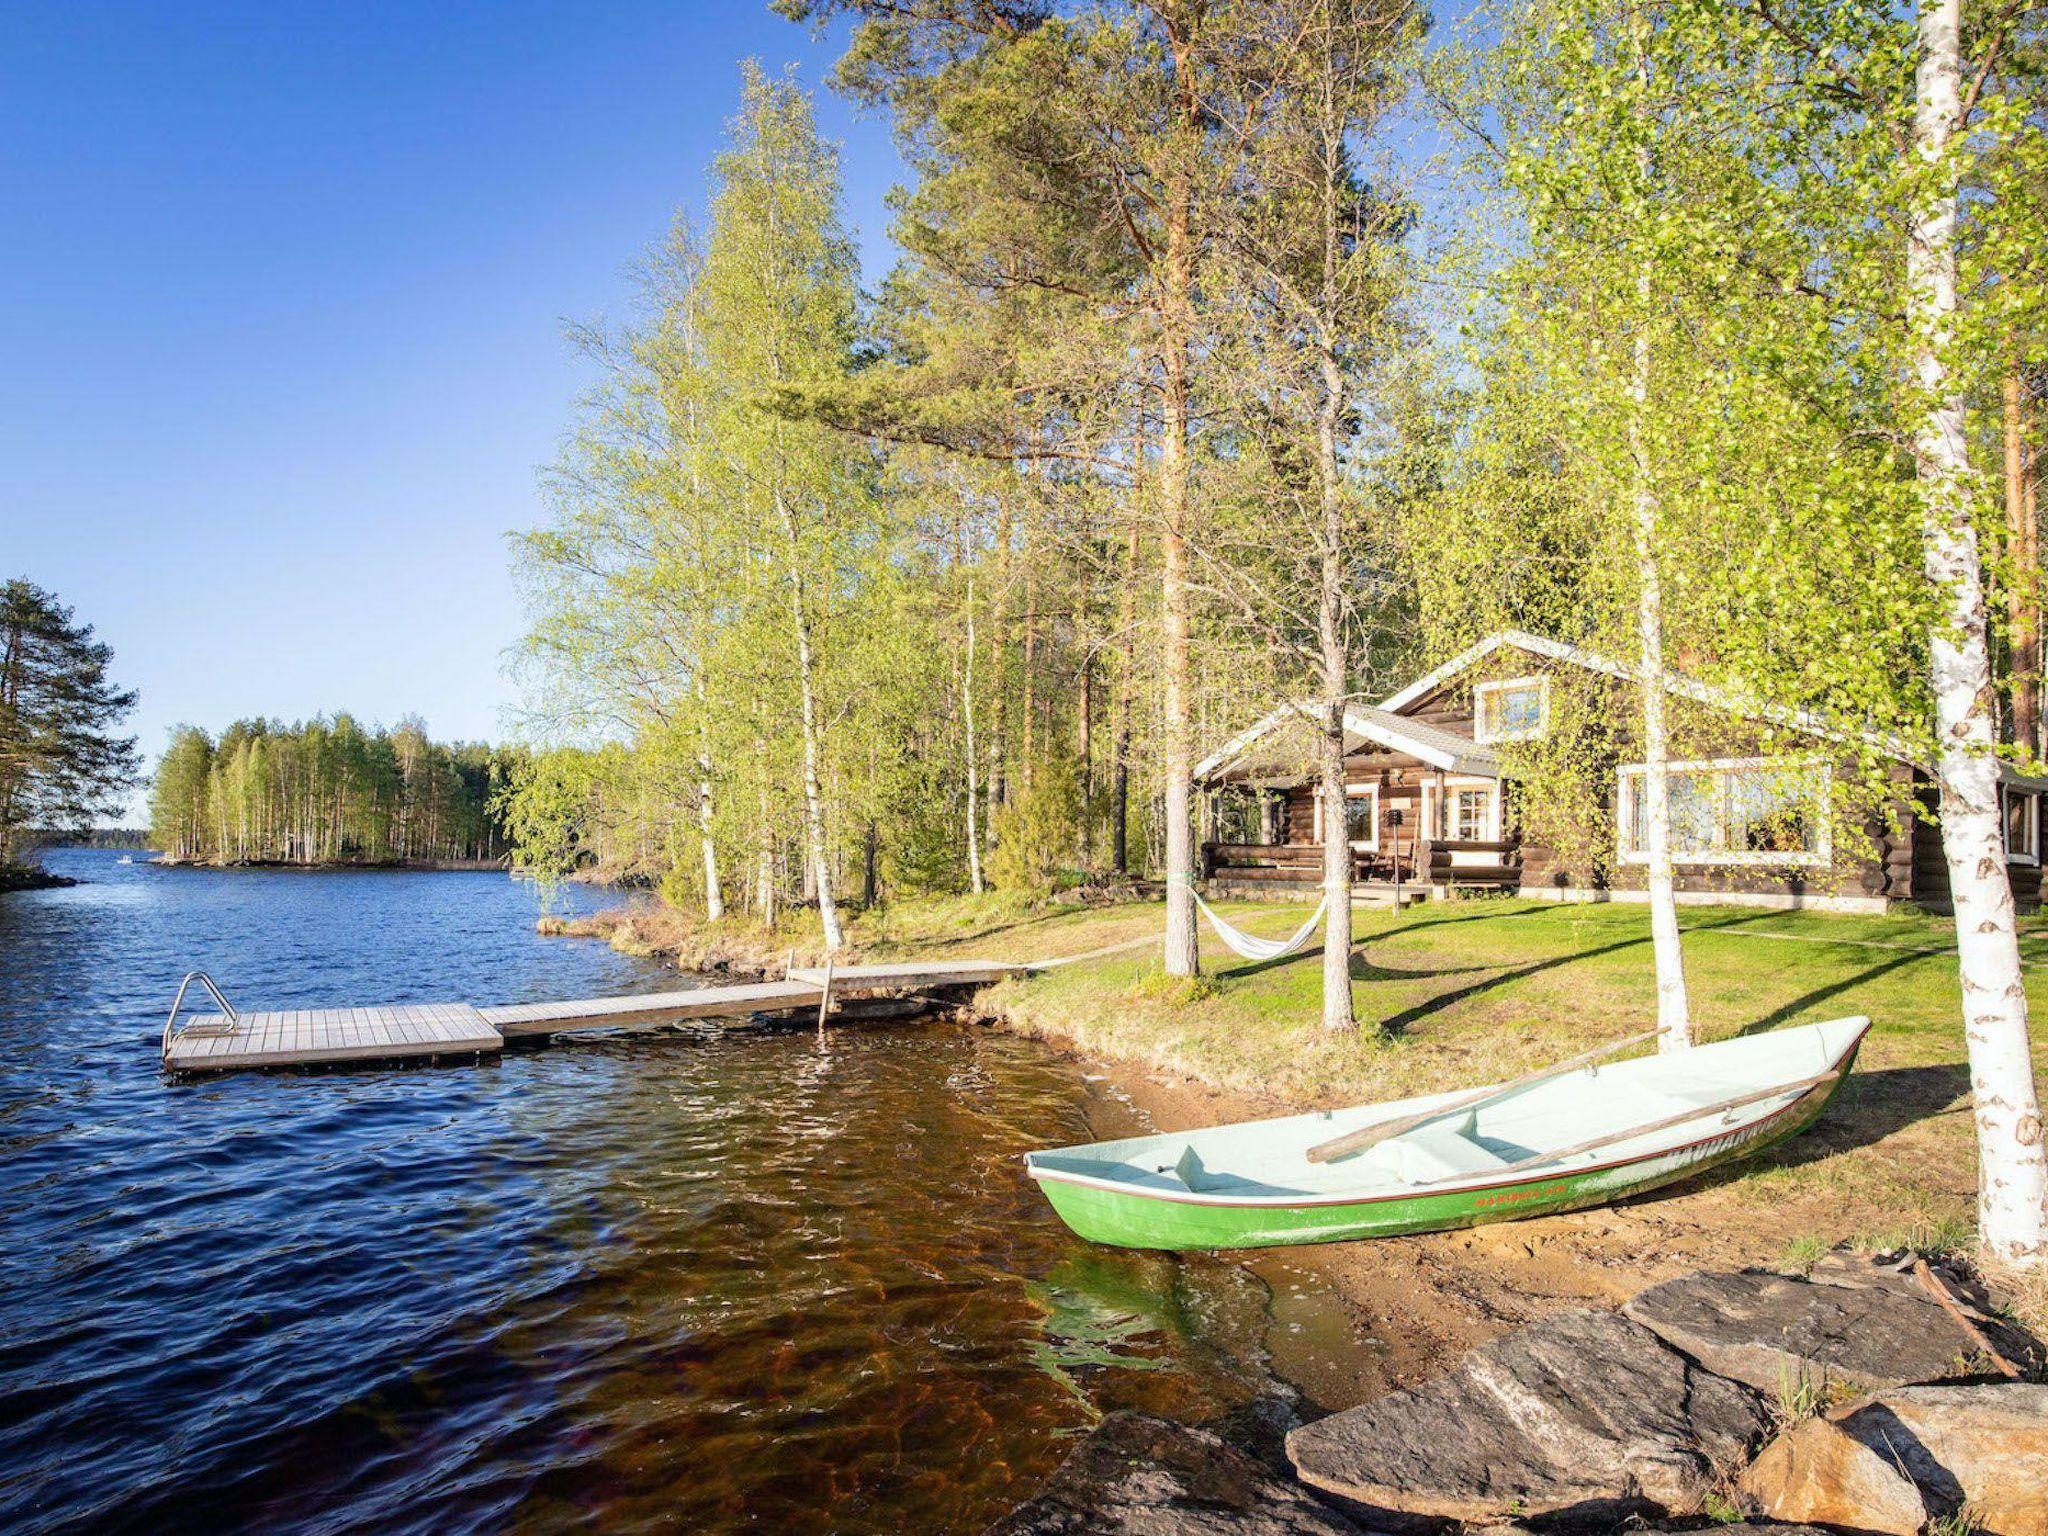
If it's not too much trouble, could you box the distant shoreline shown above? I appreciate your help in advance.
[0,864,78,893]
[148,855,511,873]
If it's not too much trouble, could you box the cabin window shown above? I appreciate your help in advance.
[1474,676,1550,744]
[1454,788,1491,841]
[1313,783,1379,850]
[1617,757,1829,868]
[2004,789,2039,865]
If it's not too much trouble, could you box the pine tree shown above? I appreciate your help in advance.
[0,579,138,866]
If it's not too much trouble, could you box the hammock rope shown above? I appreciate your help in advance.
[1192,891,1331,962]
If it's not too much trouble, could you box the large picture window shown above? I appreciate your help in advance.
[1474,676,1550,744]
[1617,757,1829,868]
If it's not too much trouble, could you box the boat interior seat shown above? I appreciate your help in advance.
[1639,1083,1749,1117]
[1387,1113,1511,1185]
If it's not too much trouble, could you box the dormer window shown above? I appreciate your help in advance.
[1474,676,1550,744]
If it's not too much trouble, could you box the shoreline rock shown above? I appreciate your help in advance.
[1621,1261,2043,1395]
[0,863,77,892]
[1743,1383,2048,1536]
[1286,1307,1766,1530]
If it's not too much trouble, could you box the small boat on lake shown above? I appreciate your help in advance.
[1025,1015,1870,1250]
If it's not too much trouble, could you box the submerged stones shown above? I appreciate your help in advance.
[1285,1308,1766,1529]
[986,1412,1367,1535]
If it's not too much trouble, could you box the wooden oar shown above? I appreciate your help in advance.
[1410,1069,1841,1188]
[1305,1028,1665,1165]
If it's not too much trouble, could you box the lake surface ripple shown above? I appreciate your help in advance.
[0,851,1327,1534]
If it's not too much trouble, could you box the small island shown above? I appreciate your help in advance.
[148,718,516,869]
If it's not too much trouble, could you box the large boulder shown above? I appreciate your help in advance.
[1287,1308,1767,1530]
[1741,1383,2048,1536]
[986,1411,1368,1536]
[1737,1415,1934,1534]
[1621,1267,2039,1395]
[1844,1384,2048,1536]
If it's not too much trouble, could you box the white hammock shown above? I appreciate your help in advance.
[1193,892,1331,962]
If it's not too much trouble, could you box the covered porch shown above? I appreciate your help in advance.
[1194,703,1522,899]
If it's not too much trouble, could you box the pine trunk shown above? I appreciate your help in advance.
[1912,0,2047,1266]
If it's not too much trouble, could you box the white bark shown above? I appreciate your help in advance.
[964,576,986,895]
[696,703,723,922]
[1317,333,1356,1032]
[1632,432,1693,1049]
[1159,28,1200,979]
[780,490,844,952]
[1629,81,1692,1052]
[1911,0,2047,1266]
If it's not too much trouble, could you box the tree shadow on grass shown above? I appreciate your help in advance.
[1617,1061,1972,1211]
[1730,949,1937,1037]
[1212,944,1498,984]
[1369,932,1655,1037]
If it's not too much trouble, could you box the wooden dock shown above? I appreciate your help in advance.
[162,961,1029,1075]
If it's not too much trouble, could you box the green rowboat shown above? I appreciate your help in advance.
[1025,1015,1870,1250]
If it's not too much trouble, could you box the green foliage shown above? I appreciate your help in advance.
[0,579,138,864]
[989,752,1086,892]
[150,714,512,867]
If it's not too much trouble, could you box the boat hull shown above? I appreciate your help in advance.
[1032,1057,1854,1251]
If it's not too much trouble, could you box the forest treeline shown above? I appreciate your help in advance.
[149,717,516,867]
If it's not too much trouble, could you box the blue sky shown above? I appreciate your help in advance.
[2,2,905,818]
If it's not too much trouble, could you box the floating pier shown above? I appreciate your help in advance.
[162,960,1030,1075]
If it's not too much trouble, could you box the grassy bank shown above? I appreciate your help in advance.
[555,888,2047,1285]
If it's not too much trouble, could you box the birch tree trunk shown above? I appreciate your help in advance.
[1158,19,1201,977]
[1628,58,1693,1050]
[1112,439,1145,877]
[779,490,844,951]
[1631,351,1693,1051]
[1316,352,1354,1028]
[964,576,986,893]
[1911,0,2047,1266]
[696,698,723,921]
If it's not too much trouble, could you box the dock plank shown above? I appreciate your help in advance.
[477,980,825,1037]
[165,1003,502,1073]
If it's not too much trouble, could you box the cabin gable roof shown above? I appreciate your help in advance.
[1194,702,1500,784]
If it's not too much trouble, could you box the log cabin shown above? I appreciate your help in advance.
[1195,630,2048,914]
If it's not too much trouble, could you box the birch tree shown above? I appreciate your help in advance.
[1904,0,2047,1264]
[700,65,871,950]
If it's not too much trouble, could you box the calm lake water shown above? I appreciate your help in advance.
[0,849,1352,1535]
